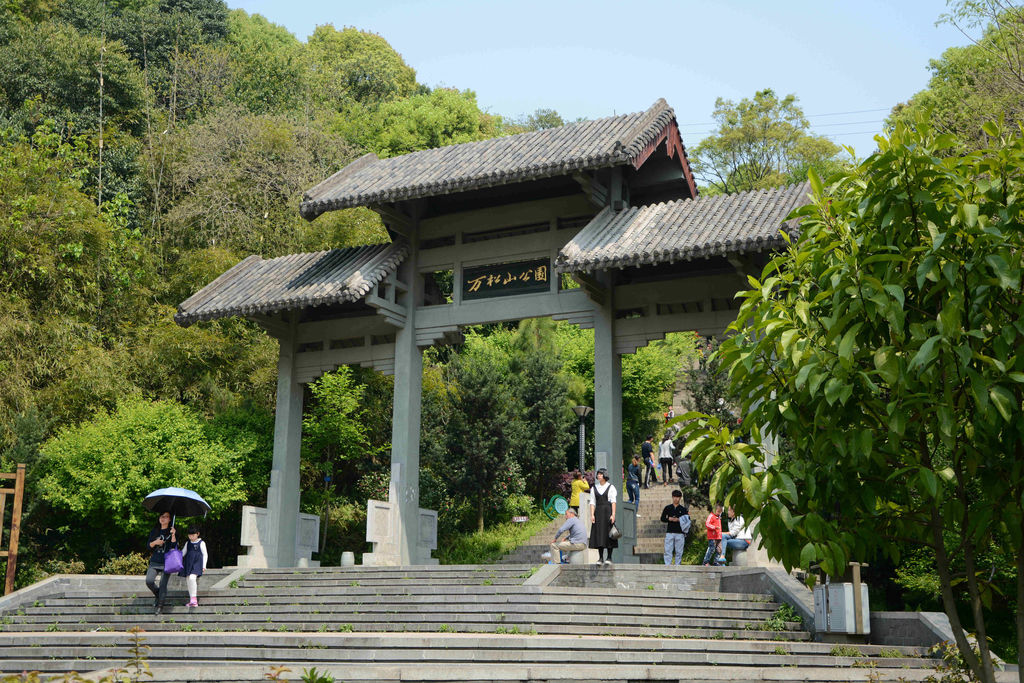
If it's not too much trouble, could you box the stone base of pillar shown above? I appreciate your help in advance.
[236,505,321,568]
[365,499,438,566]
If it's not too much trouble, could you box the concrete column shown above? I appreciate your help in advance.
[593,297,623,489]
[594,284,635,562]
[389,239,424,565]
[266,319,303,567]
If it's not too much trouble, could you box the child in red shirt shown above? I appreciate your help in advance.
[702,503,723,565]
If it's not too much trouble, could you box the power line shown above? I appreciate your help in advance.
[813,119,884,128]
[677,107,891,128]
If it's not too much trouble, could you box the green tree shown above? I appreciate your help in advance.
[691,88,846,195]
[151,105,362,256]
[36,398,246,565]
[343,87,502,157]
[891,2,1024,150]
[304,24,418,111]
[682,118,1024,682]
[301,367,375,490]
[0,20,149,135]
[519,108,565,131]
[224,9,305,114]
[681,337,738,424]
[440,341,527,532]
[487,319,576,496]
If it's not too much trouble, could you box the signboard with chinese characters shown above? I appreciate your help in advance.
[462,259,550,300]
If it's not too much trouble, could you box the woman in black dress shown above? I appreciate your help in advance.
[588,468,618,565]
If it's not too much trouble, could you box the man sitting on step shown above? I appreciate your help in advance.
[541,508,588,564]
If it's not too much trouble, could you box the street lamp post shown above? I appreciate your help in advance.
[572,406,593,473]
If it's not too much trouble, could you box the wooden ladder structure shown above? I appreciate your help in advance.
[1,463,26,595]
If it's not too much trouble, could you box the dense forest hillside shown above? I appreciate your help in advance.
[0,0,688,579]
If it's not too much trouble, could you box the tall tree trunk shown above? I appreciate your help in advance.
[477,495,484,534]
[931,509,990,683]
[963,538,996,683]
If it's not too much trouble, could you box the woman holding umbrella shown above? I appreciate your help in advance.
[142,487,211,614]
[146,511,176,614]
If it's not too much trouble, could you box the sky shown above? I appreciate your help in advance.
[228,0,973,159]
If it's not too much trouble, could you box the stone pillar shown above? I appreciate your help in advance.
[593,297,622,488]
[593,289,635,563]
[265,319,303,567]
[389,239,424,565]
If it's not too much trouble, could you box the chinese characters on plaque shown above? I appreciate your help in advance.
[462,259,551,300]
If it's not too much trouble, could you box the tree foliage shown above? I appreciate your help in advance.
[36,399,247,562]
[304,24,418,111]
[681,118,1024,682]
[892,2,1024,150]
[691,88,846,195]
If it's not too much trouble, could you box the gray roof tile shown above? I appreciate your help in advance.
[301,99,683,219]
[174,241,406,326]
[555,182,810,272]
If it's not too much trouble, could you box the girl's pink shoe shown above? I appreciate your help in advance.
[187,599,198,607]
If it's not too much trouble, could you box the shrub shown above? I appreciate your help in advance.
[356,470,389,502]
[43,559,85,575]
[500,494,534,521]
[98,552,149,575]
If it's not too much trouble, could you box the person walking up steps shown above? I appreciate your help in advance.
[661,490,690,565]
[658,434,675,485]
[626,456,641,512]
[641,435,658,488]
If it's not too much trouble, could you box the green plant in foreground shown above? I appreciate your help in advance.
[772,646,790,655]
[830,645,863,657]
[877,648,905,658]
[758,603,803,631]
[300,667,335,683]
[438,624,456,633]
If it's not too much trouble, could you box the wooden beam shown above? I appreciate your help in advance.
[572,172,608,208]
[567,271,608,306]
[373,204,415,237]
[3,464,25,595]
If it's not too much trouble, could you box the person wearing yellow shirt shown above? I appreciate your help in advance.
[569,470,590,515]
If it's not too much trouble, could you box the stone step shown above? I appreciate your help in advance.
[0,646,934,672]
[22,598,774,618]
[243,566,533,578]
[0,616,810,639]
[45,584,777,605]
[20,663,961,683]
[0,631,931,657]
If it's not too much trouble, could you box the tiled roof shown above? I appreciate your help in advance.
[174,241,406,326]
[555,182,811,272]
[300,99,684,219]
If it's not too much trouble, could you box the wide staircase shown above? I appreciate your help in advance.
[0,564,959,682]
[634,481,705,563]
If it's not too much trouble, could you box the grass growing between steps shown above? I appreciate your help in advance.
[436,512,555,564]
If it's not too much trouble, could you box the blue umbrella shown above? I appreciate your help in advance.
[143,487,212,520]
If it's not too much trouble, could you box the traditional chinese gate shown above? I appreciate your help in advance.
[176,99,807,567]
